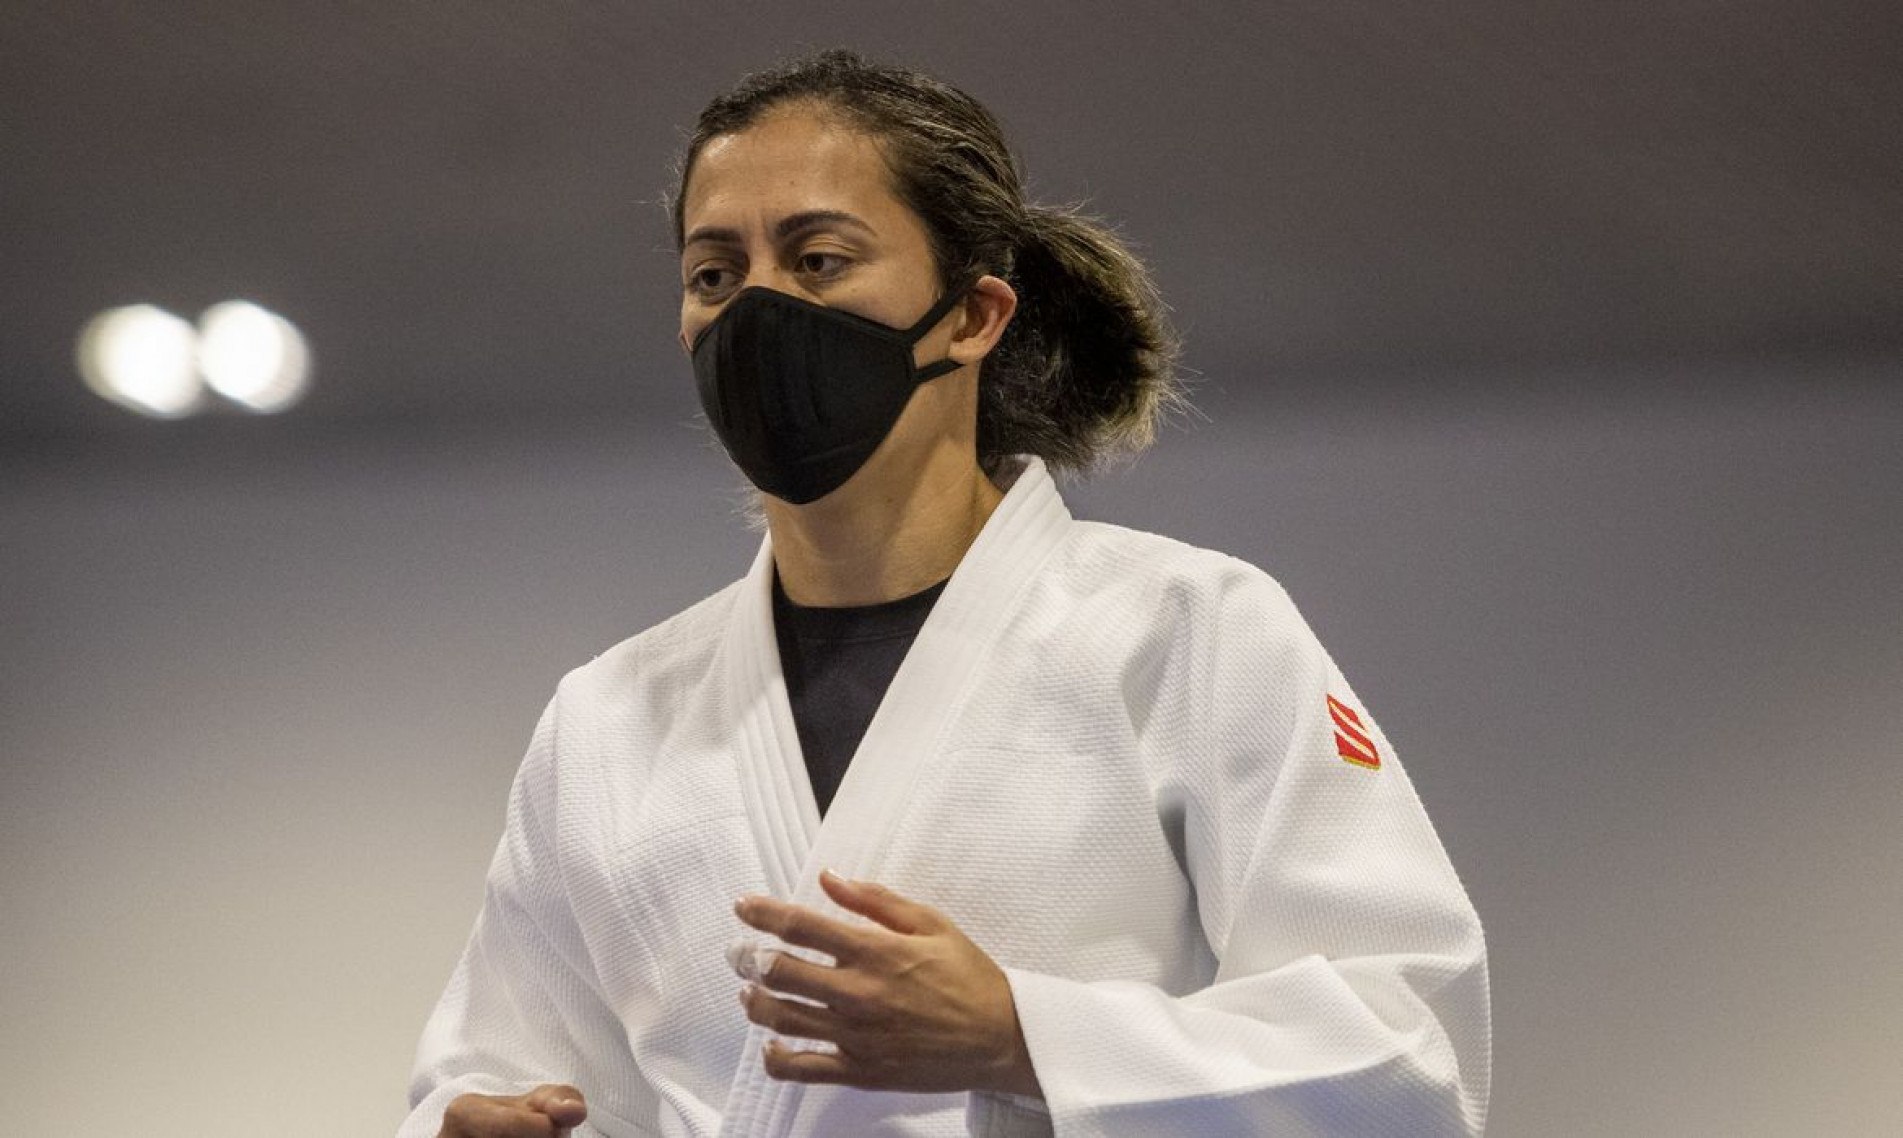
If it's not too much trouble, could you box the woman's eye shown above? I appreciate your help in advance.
[796,251,848,277]
[688,266,735,295]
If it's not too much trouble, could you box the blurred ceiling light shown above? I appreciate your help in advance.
[197,300,311,413]
[76,304,204,418]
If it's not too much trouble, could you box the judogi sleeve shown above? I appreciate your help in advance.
[398,698,645,1138]
[997,567,1490,1137]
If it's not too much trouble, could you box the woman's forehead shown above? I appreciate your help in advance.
[682,109,903,232]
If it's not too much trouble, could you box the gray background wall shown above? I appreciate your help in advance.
[3,4,1900,1135]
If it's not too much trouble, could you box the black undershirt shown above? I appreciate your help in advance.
[771,573,947,817]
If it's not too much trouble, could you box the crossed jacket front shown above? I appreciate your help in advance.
[401,457,1491,1137]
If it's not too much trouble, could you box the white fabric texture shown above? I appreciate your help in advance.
[401,457,1490,1137]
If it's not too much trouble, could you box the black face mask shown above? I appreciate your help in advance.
[691,286,967,505]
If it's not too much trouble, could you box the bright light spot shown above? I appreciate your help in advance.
[197,300,311,413]
[76,305,203,418]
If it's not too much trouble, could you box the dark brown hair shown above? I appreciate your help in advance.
[673,49,1183,475]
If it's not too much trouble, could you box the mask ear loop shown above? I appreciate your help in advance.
[913,357,964,383]
[904,283,975,383]
[903,285,971,341]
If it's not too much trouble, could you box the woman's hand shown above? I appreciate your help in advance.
[437,1084,586,1137]
[730,870,1042,1098]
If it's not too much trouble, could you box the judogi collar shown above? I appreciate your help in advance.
[718,456,1071,1134]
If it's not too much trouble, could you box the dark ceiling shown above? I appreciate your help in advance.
[4,1,1900,447]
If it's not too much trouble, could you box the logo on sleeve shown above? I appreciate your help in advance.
[1327,694,1381,770]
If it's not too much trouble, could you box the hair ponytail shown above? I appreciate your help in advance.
[677,50,1185,475]
[980,204,1182,474]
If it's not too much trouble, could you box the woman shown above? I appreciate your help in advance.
[404,50,1489,1138]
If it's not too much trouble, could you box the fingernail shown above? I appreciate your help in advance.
[737,983,754,1007]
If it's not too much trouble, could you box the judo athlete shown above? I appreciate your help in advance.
[404,50,1490,1138]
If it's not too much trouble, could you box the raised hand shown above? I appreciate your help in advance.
[730,869,1041,1098]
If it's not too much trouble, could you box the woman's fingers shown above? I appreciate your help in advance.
[733,893,865,960]
[521,1084,588,1127]
[729,879,1038,1096]
[761,1039,856,1086]
[728,940,864,1009]
[819,869,942,935]
[439,1084,587,1137]
[739,982,850,1042]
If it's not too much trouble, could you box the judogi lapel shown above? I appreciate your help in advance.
[716,458,1072,1136]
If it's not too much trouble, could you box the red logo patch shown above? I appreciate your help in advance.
[1327,694,1381,770]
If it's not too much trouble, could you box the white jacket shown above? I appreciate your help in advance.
[403,458,1490,1137]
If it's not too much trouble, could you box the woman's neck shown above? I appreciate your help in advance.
[765,443,1004,608]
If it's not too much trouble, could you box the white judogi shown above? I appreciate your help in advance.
[402,458,1489,1137]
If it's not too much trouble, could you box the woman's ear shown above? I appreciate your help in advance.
[948,274,1018,365]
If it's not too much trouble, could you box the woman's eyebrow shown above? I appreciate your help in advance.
[682,224,743,249]
[774,210,876,241]
[683,210,877,250]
